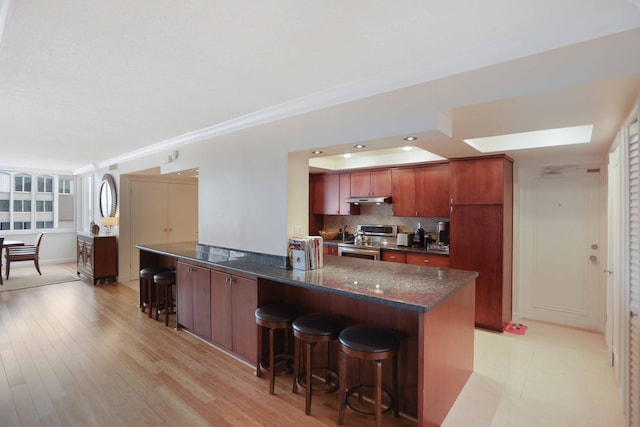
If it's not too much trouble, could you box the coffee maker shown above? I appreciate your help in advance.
[413,222,425,247]
[437,221,450,246]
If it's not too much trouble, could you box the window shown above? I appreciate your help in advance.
[0,170,75,231]
[13,200,31,212]
[59,179,72,194]
[13,221,31,230]
[36,200,53,212]
[37,176,53,193]
[15,175,31,192]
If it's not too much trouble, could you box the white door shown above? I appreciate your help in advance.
[130,180,168,279]
[525,170,604,330]
[168,183,198,243]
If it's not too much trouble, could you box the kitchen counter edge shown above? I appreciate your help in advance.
[136,242,477,313]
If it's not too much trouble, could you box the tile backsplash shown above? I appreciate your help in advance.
[321,203,449,236]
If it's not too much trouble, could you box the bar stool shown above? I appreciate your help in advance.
[139,266,170,316]
[153,270,176,326]
[292,312,346,415]
[337,325,400,427]
[255,304,299,395]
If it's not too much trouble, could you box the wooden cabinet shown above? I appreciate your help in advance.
[449,155,513,331]
[381,250,406,263]
[350,170,391,197]
[177,261,211,340]
[230,274,258,364]
[381,250,450,267]
[178,262,258,365]
[210,270,233,350]
[312,173,339,215]
[415,164,450,217]
[450,156,508,205]
[391,169,415,217]
[323,245,338,256]
[392,164,450,217]
[210,269,258,363]
[76,233,117,284]
[406,252,450,268]
[311,173,358,215]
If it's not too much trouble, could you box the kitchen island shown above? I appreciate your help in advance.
[137,242,477,427]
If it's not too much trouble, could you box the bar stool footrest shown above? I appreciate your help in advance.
[295,368,339,394]
[258,354,294,378]
[345,385,394,417]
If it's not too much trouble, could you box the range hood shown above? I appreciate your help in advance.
[345,196,392,205]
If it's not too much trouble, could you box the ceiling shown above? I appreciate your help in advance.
[1,1,640,174]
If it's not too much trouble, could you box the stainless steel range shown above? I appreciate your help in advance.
[337,224,397,261]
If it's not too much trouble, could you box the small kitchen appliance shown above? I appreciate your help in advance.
[396,232,413,247]
[413,222,425,247]
[437,221,450,245]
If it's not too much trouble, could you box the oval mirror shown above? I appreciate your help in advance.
[99,174,117,217]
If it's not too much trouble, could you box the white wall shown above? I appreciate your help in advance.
[196,137,291,255]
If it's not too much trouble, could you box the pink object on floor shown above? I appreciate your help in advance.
[505,322,528,335]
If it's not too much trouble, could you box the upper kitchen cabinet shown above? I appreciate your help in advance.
[311,173,359,216]
[450,156,512,205]
[391,168,415,217]
[391,163,450,217]
[415,164,450,217]
[350,170,391,197]
[312,174,339,215]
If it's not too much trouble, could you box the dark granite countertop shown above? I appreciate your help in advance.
[137,242,477,313]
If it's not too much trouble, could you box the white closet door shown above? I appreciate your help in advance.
[167,183,198,243]
[130,180,168,278]
[628,118,639,427]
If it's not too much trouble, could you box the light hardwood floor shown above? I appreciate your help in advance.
[0,272,625,427]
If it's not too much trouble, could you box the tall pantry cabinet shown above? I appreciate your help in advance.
[449,155,513,332]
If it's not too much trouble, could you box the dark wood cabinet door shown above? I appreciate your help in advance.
[415,164,450,217]
[350,171,371,197]
[381,250,406,263]
[450,204,508,331]
[176,262,194,330]
[406,252,450,268]
[350,170,391,197]
[370,169,391,196]
[231,276,258,365]
[391,168,415,216]
[191,265,212,340]
[450,157,509,205]
[210,270,232,350]
[338,173,359,215]
[312,174,340,215]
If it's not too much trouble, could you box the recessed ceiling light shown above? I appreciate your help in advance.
[343,153,352,158]
[311,150,322,154]
[354,144,366,149]
[464,125,593,152]
[402,146,413,151]
[403,136,417,141]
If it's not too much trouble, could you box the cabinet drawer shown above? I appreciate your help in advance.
[406,253,450,268]
[381,251,406,263]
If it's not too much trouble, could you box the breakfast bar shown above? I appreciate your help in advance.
[137,242,478,427]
